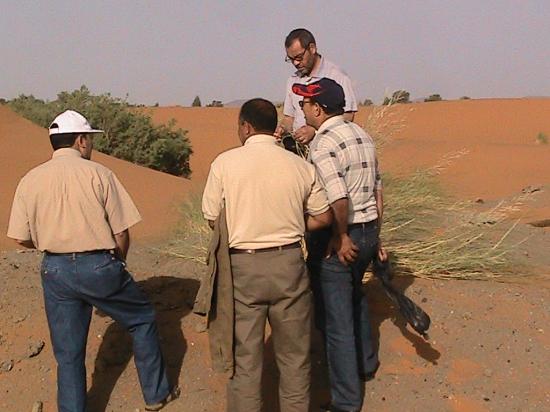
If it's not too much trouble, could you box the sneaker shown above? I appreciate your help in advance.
[145,387,181,411]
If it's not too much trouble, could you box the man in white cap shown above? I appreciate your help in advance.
[7,110,178,412]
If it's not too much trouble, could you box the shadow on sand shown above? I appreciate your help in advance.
[261,268,440,412]
[87,276,199,412]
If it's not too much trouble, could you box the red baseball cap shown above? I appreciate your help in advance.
[292,78,345,110]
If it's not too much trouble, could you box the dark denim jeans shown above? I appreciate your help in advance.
[307,222,379,412]
[40,251,170,412]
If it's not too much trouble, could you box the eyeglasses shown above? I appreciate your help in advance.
[298,99,314,108]
[285,44,312,63]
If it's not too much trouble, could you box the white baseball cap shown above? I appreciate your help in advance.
[48,110,104,136]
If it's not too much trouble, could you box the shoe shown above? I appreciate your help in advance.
[360,361,380,382]
[145,387,180,411]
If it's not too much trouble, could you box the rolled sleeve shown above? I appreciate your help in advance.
[7,182,31,241]
[103,172,142,235]
[374,158,383,191]
[283,77,296,118]
[305,171,330,216]
[340,75,358,113]
[202,161,224,221]
[311,144,348,204]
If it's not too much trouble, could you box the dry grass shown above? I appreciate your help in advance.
[160,192,210,264]
[381,166,531,280]
[163,104,533,281]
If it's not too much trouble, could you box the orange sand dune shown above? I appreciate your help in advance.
[147,107,241,180]
[151,99,549,222]
[355,99,550,221]
[0,105,190,251]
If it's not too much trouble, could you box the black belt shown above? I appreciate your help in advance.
[229,241,301,255]
[349,220,378,229]
[44,249,112,256]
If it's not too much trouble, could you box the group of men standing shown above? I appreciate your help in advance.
[203,29,384,412]
[7,28,383,412]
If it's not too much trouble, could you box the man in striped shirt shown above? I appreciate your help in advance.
[293,78,386,412]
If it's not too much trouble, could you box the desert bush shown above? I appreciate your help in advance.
[8,86,192,177]
[361,99,374,106]
[382,90,410,105]
[380,163,524,280]
[165,158,524,280]
[424,94,443,102]
[206,100,224,107]
[460,96,471,100]
[536,132,548,144]
[0,98,7,105]
[191,96,202,107]
[161,192,210,264]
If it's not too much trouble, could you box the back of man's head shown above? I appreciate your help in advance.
[49,133,80,150]
[239,98,277,134]
[285,28,316,49]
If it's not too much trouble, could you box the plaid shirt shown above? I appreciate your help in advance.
[309,116,382,224]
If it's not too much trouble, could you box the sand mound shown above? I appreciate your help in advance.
[0,105,191,251]
[147,106,241,180]
[355,99,550,222]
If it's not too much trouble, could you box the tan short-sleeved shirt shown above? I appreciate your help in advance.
[7,148,141,253]
[202,134,329,249]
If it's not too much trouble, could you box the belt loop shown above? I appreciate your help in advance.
[72,252,76,261]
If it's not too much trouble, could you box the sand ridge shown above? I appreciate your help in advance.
[0,105,191,251]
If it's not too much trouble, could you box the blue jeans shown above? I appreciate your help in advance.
[307,222,379,411]
[40,251,170,412]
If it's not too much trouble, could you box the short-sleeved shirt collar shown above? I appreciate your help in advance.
[244,134,277,146]
[317,115,345,135]
[52,148,82,159]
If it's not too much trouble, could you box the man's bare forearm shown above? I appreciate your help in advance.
[343,112,355,122]
[15,239,35,249]
[281,115,294,133]
[114,230,130,261]
[305,209,332,231]
[331,198,349,236]
[375,187,383,235]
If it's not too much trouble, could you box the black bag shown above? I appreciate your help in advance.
[373,257,431,338]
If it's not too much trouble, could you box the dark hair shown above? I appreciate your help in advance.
[49,133,79,150]
[239,98,277,134]
[313,101,345,117]
[285,28,316,49]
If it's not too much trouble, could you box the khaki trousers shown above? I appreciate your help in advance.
[227,248,312,412]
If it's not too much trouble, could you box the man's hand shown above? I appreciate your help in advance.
[378,242,388,262]
[325,233,358,265]
[293,125,316,145]
[274,125,285,140]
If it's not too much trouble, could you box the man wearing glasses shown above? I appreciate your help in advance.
[275,28,358,145]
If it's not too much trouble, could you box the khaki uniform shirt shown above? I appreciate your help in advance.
[7,148,141,253]
[202,134,329,249]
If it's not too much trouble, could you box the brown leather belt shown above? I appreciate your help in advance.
[229,241,301,255]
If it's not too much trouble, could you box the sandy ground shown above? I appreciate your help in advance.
[0,244,548,412]
[1,100,549,411]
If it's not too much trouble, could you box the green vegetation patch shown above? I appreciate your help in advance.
[8,86,192,177]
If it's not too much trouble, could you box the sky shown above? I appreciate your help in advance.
[1,0,549,105]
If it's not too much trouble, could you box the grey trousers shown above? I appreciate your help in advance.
[227,247,312,412]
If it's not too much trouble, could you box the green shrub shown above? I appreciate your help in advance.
[536,132,548,144]
[8,86,192,177]
[191,96,202,107]
[382,90,410,105]
[424,94,443,102]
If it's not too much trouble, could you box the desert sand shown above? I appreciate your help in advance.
[1,99,549,412]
